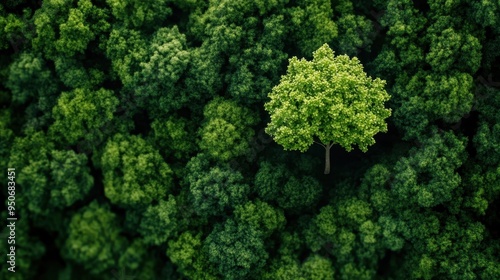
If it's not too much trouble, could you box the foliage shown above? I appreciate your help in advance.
[167,231,218,280]
[198,97,258,161]
[184,154,250,217]
[49,87,119,146]
[62,201,127,275]
[186,0,289,104]
[288,0,338,56]
[233,199,286,237]
[265,43,391,153]
[5,52,58,105]
[254,161,322,211]
[150,115,197,160]
[133,26,191,116]
[8,130,94,215]
[106,0,172,29]
[205,219,268,280]
[392,129,467,208]
[99,133,174,208]
[1,0,499,279]
[138,195,178,246]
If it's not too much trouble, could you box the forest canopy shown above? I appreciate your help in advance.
[0,0,499,279]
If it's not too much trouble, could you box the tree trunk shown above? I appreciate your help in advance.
[324,143,331,175]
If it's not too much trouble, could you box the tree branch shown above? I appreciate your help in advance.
[313,141,325,148]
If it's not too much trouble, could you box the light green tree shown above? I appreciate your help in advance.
[198,97,258,162]
[167,231,218,280]
[98,133,174,208]
[49,87,119,147]
[265,44,391,174]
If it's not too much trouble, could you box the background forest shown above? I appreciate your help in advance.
[1,0,499,279]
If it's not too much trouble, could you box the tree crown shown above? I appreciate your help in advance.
[265,44,391,152]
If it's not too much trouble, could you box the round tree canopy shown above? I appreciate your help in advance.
[265,43,391,153]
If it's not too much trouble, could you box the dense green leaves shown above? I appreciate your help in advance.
[99,133,174,208]
[205,219,268,280]
[198,97,258,161]
[138,195,178,245]
[0,6,30,51]
[50,87,119,146]
[1,0,499,278]
[150,115,196,159]
[392,130,467,208]
[184,154,250,217]
[186,0,289,104]
[53,56,105,89]
[234,199,286,237]
[5,52,58,106]
[133,26,191,116]
[334,14,373,56]
[265,43,391,173]
[288,0,338,56]
[56,8,93,56]
[9,131,93,215]
[394,71,474,139]
[32,0,109,59]
[255,161,322,210]
[106,0,172,29]
[63,201,126,275]
[105,25,194,117]
[265,44,391,152]
[167,231,219,280]
[425,28,481,74]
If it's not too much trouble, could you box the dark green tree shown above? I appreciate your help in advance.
[149,115,197,160]
[106,0,172,29]
[32,0,110,59]
[205,219,268,280]
[106,25,193,117]
[62,201,127,275]
[233,199,286,238]
[9,130,94,215]
[138,195,179,246]
[184,154,250,217]
[133,26,191,117]
[186,0,289,104]
[287,0,338,56]
[5,51,58,106]
[392,129,467,208]
[255,161,322,211]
